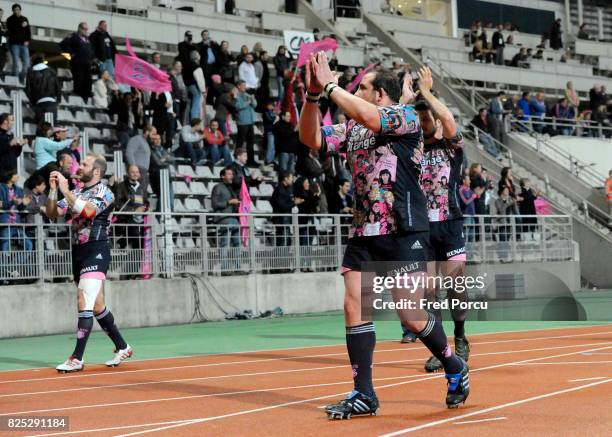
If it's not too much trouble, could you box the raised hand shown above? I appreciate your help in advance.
[417,66,434,94]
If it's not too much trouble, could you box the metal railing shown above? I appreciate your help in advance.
[0,213,575,282]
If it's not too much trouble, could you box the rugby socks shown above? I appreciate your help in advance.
[73,310,94,361]
[418,311,462,374]
[453,321,466,339]
[95,308,128,350]
[346,322,376,397]
[448,289,467,338]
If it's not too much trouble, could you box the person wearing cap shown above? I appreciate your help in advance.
[34,123,78,169]
[25,54,61,125]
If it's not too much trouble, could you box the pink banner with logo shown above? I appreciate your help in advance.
[238,178,252,247]
[115,37,172,93]
[345,62,378,93]
[297,38,338,67]
[141,214,152,279]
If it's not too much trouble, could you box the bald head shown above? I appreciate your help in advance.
[127,165,141,182]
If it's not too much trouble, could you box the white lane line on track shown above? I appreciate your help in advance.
[568,377,608,382]
[3,323,609,374]
[453,417,507,425]
[3,329,611,386]
[380,379,612,436]
[513,361,612,365]
[2,342,610,400]
[22,344,612,437]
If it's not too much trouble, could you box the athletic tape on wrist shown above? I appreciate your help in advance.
[73,198,86,214]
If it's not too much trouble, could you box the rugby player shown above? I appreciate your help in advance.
[299,53,469,419]
[46,154,132,372]
[402,67,471,372]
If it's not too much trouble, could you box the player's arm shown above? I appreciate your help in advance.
[417,66,457,139]
[48,171,98,219]
[299,59,323,150]
[309,52,382,133]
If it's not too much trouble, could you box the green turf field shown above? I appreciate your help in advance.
[0,312,608,371]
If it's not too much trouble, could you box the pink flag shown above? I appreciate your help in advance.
[297,37,338,67]
[346,62,378,93]
[115,37,172,93]
[238,178,252,247]
[322,110,333,126]
[535,197,553,215]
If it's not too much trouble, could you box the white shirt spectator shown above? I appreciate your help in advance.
[239,61,259,90]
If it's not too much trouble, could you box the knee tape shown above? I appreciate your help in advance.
[78,278,103,311]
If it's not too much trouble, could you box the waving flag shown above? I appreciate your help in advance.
[238,178,252,247]
[115,37,172,93]
[297,37,338,67]
[345,62,379,93]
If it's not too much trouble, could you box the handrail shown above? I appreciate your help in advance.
[424,56,489,109]
[466,122,611,235]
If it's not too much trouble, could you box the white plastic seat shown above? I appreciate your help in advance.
[184,198,202,211]
[190,181,209,196]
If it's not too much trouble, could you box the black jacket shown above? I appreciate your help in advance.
[196,39,219,70]
[89,29,116,62]
[60,33,94,65]
[271,184,294,213]
[273,53,292,77]
[328,191,353,214]
[492,31,505,49]
[6,14,30,45]
[273,120,299,154]
[0,128,22,174]
[178,40,196,68]
[112,180,148,222]
[214,92,236,121]
[25,64,61,104]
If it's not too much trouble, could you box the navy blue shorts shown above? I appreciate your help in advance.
[429,219,466,261]
[72,241,111,283]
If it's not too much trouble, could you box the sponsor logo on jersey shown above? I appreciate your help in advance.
[411,240,423,250]
[446,247,466,258]
[80,265,99,273]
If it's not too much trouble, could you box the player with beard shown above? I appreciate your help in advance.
[46,154,132,372]
[299,53,469,419]
[401,67,470,372]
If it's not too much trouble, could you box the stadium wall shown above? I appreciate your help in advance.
[0,261,582,339]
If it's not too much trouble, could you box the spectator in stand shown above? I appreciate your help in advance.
[151,52,161,69]
[177,31,196,69]
[252,42,264,61]
[0,169,32,251]
[488,91,506,143]
[294,176,320,248]
[25,54,61,124]
[472,39,493,63]
[31,149,73,194]
[225,0,236,15]
[234,80,258,165]
[197,30,219,83]
[532,49,544,60]
[206,74,224,107]
[498,166,520,200]
[34,122,78,169]
[238,53,259,93]
[591,104,611,136]
[126,125,155,190]
[230,147,262,191]
[273,110,299,173]
[471,108,501,160]
[211,167,240,258]
[262,101,277,165]
[172,60,188,123]
[495,186,518,261]
[184,50,206,122]
[0,113,26,174]
[565,81,579,110]
[180,117,205,166]
[148,133,174,211]
[0,8,8,75]
[23,173,47,230]
[6,3,31,83]
[518,178,539,240]
[302,147,325,183]
[89,20,116,79]
[328,179,353,215]
[149,89,175,149]
[459,174,482,242]
[236,45,249,66]
[60,22,94,103]
[492,24,505,65]
[517,91,532,122]
[217,40,235,84]
[214,85,237,137]
[469,163,487,241]
[589,84,606,110]
[273,46,292,102]
[577,23,590,40]
[550,18,563,50]
[203,119,232,166]
[108,165,148,252]
[553,97,576,136]
[530,92,547,133]
[338,67,356,90]
[92,69,117,109]
[255,51,271,112]
[167,63,183,122]
[510,48,529,68]
[116,92,141,149]
[271,171,299,246]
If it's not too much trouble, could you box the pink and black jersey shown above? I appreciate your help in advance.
[419,130,464,222]
[57,182,115,245]
[321,104,427,238]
